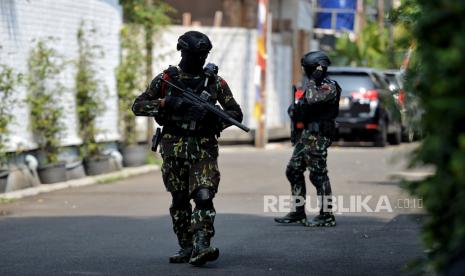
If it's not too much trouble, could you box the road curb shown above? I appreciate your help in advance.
[0,165,159,201]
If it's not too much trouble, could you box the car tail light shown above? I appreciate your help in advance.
[351,89,379,101]
[397,89,406,106]
[365,124,378,129]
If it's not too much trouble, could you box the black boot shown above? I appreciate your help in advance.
[306,212,336,227]
[274,209,307,224]
[189,231,219,266]
[169,245,193,263]
[169,234,193,263]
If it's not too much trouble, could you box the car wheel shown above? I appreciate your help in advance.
[389,126,402,145]
[374,121,387,147]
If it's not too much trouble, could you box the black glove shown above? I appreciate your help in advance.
[164,95,185,111]
[288,101,306,121]
[187,103,207,121]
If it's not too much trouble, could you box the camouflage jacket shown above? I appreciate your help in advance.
[302,78,339,105]
[132,67,243,159]
[299,77,340,140]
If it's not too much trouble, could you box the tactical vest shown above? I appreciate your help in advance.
[158,66,220,136]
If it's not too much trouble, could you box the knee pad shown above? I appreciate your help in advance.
[193,188,215,210]
[171,191,190,209]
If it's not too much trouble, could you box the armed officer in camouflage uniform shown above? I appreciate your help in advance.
[132,31,243,265]
[275,51,341,227]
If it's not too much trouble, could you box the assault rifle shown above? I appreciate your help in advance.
[160,78,250,133]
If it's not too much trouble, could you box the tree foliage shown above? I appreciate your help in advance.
[116,25,145,146]
[388,0,421,49]
[395,0,465,273]
[75,23,106,159]
[331,20,392,68]
[120,0,173,27]
[0,63,22,167]
[119,0,173,83]
[119,0,174,142]
[25,39,65,165]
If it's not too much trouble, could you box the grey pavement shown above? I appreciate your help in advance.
[0,143,425,275]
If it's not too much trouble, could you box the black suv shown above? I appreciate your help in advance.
[328,67,402,146]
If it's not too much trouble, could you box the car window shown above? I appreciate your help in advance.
[372,73,388,89]
[327,72,375,96]
[384,74,400,91]
[385,74,398,86]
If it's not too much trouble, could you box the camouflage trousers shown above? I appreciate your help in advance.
[162,156,220,247]
[286,133,333,213]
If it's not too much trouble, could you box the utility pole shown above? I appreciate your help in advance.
[254,0,269,148]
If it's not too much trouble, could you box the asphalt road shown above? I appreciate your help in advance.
[0,143,425,276]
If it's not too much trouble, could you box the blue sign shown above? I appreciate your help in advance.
[315,0,356,31]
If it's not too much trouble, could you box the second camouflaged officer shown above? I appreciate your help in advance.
[275,51,341,227]
[132,31,243,265]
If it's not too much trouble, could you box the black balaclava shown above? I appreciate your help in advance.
[179,50,208,75]
[304,65,327,84]
[176,31,212,75]
[301,51,331,85]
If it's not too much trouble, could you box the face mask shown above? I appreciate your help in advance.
[179,51,207,74]
[312,67,325,81]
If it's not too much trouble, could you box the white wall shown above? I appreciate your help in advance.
[271,0,313,31]
[0,0,122,152]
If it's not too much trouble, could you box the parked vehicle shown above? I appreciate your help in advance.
[328,67,403,146]
[384,70,423,142]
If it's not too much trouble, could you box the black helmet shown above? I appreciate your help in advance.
[176,31,212,54]
[301,51,331,68]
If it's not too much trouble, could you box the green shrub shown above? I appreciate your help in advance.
[395,0,465,272]
[116,25,145,146]
[25,39,65,165]
[0,63,22,168]
[75,23,106,159]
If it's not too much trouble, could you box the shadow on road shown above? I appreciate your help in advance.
[0,213,424,276]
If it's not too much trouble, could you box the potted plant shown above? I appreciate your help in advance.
[116,25,147,167]
[75,23,112,175]
[25,39,67,184]
[0,63,22,192]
